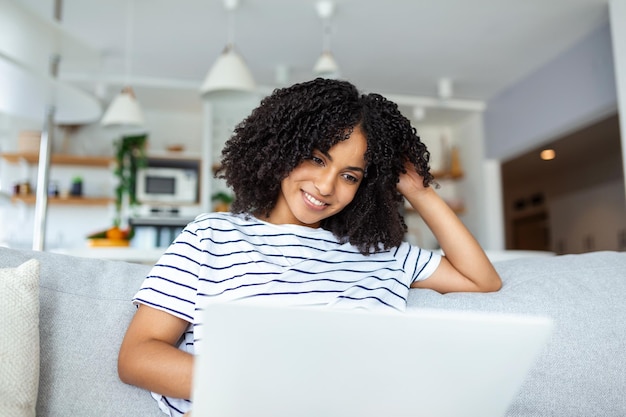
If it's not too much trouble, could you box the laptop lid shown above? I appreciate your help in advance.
[191,303,553,417]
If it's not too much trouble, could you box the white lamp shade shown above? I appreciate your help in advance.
[101,86,144,126]
[200,45,256,95]
[313,50,340,78]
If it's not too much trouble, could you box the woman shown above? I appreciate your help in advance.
[118,78,501,417]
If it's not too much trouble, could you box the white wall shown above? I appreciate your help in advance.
[403,124,453,249]
[452,113,504,250]
[405,113,495,250]
[67,110,204,156]
[202,94,260,206]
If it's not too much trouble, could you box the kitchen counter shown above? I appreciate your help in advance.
[52,247,165,265]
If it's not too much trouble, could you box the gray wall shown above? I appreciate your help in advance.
[484,23,618,161]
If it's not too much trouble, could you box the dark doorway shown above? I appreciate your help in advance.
[501,113,624,253]
[512,212,550,251]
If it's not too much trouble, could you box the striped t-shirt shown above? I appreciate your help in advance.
[133,212,441,416]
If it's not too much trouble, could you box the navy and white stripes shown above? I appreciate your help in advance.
[133,212,440,416]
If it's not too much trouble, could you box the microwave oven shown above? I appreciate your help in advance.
[136,166,198,204]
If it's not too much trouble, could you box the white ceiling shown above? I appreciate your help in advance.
[20,0,610,124]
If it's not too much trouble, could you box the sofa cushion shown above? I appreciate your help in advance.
[0,259,40,417]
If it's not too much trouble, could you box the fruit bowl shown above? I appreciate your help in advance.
[87,238,130,247]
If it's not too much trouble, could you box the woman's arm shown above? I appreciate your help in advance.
[118,304,194,399]
[398,162,501,293]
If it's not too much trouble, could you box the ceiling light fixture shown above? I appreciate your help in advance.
[101,0,144,126]
[200,0,255,95]
[540,149,556,160]
[313,0,340,78]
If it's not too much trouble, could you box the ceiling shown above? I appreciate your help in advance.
[20,0,610,124]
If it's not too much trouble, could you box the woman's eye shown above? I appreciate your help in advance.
[343,174,360,183]
[310,156,324,165]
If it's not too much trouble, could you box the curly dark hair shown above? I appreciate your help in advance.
[216,78,434,254]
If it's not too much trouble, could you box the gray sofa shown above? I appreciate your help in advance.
[1,246,625,416]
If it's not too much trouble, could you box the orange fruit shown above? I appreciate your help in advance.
[106,226,125,240]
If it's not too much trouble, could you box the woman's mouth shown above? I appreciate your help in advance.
[303,191,327,208]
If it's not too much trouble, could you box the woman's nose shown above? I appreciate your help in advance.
[314,171,335,196]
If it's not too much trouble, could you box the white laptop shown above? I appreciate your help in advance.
[191,303,553,417]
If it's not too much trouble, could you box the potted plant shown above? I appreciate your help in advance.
[212,191,234,212]
[70,175,83,196]
[112,133,148,228]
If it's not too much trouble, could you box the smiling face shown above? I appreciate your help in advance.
[264,126,368,228]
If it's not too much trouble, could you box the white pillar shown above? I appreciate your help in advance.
[483,159,505,250]
[201,101,213,213]
[32,107,54,250]
[609,0,626,204]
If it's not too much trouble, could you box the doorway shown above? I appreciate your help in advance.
[501,113,624,254]
[512,212,550,251]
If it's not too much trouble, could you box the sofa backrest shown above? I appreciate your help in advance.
[0,247,162,417]
[3,246,626,417]
[408,250,626,417]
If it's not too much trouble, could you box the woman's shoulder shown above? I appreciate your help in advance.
[373,240,441,263]
[192,211,246,223]
[184,212,258,232]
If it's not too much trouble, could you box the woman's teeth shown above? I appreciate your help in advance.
[305,192,326,207]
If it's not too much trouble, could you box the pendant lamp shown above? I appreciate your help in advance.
[101,0,144,126]
[313,51,339,75]
[200,0,255,95]
[101,86,144,125]
[313,0,340,78]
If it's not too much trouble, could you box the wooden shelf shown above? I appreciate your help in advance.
[11,195,113,206]
[432,170,464,180]
[0,152,113,167]
[406,203,466,215]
